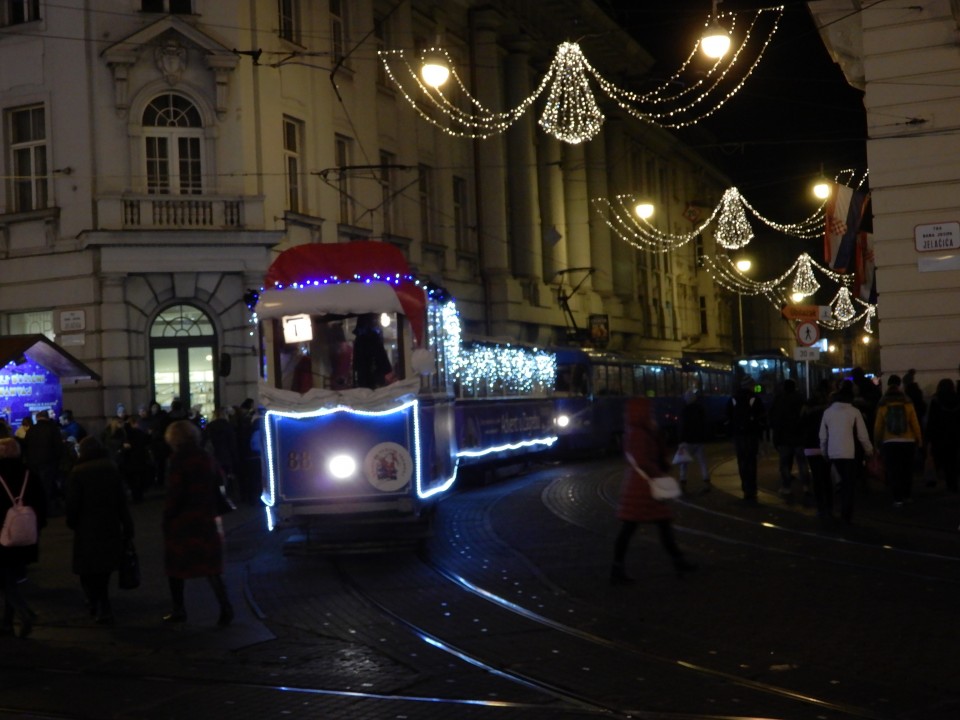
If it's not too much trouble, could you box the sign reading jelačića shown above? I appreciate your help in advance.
[915,222,960,252]
[781,305,830,322]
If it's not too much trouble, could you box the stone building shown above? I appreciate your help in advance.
[0,0,737,433]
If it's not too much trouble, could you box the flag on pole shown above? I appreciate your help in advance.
[824,183,870,273]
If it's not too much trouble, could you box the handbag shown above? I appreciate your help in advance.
[0,471,38,547]
[118,540,140,590]
[626,453,683,500]
[672,443,693,465]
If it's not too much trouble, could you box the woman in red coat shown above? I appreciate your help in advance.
[161,420,233,626]
[612,398,695,584]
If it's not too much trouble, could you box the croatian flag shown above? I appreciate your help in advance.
[824,183,870,273]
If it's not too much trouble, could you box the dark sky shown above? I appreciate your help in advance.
[603,0,868,219]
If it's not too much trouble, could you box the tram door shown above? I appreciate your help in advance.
[150,305,218,420]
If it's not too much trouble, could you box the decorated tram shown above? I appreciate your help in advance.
[251,242,558,534]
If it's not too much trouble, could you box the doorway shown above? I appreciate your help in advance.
[150,304,217,420]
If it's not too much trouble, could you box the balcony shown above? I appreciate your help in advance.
[98,194,265,230]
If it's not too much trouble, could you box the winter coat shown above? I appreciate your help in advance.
[163,447,225,579]
[770,388,805,446]
[65,453,134,575]
[727,388,767,438]
[924,391,960,450]
[678,398,709,443]
[0,456,47,569]
[617,398,673,523]
[873,388,923,445]
[820,400,873,460]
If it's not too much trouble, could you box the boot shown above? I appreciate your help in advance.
[209,575,233,627]
[610,562,634,585]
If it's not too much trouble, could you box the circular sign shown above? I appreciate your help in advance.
[796,321,820,346]
[363,442,413,493]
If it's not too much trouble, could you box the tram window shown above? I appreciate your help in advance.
[595,364,609,395]
[607,365,623,395]
[556,363,588,396]
[634,366,646,396]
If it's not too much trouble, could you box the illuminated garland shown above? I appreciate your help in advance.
[378,6,784,143]
[594,186,826,253]
[452,341,557,396]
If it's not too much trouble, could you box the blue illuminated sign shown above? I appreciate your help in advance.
[0,358,62,428]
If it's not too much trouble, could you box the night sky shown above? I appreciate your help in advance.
[602,0,868,220]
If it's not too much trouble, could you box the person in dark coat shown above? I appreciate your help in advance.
[118,415,151,503]
[161,420,233,626]
[22,409,64,515]
[611,397,695,584]
[924,378,960,492]
[799,383,832,523]
[769,379,812,501]
[65,436,134,625]
[727,375,768,504]
[0,436,46,638]
[204,408,240,502]
[676,389,711,490]
[352,313,393,389]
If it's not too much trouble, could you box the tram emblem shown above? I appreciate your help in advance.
[363,442,413,493]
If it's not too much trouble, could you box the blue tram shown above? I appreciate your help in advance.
[253,242,557,533]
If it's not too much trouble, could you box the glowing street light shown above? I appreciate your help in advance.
[735,257,752,354]
[634,200,655,220]
[701,0,731,59]
[420,50,450,88]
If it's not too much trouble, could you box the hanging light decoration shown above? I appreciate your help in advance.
[378,6,784,143]
[715,188,754,249]
[831,286,856,322]
[791,254,820,298]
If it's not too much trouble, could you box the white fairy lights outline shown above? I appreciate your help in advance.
[593,186,826,254]
[378,6,784,144]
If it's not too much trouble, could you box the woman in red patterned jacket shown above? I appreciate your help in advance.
[161,420,233,626]
[611,398,696,584]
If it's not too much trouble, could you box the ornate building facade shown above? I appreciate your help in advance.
[0,0,737,431]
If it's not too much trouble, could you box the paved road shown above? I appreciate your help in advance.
[1,445,958,719]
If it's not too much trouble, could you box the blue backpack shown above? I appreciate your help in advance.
[884,402,907,436]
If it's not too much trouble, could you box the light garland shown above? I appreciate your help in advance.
[378,6,784,143]
[790,254,820,299]
[831,286,855,323]
[594,186,826,254]
[452,341,557,397]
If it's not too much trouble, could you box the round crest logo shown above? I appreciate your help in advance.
[363,442,413,493]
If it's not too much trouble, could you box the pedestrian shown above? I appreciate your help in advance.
[611,397,695,584]
[819,380,874,524]
[770,378,812,502]
[161,420,233,626]
[118,414,151,503]
[924,378,960,492]
[14,416,32,441]
[874,374,923,507]
[676,389,711,491]
[727,375,767,504]
[204,408,240,502]
[799,382,832,524]
[64,436,134,625]
[0,435,46,638]
[59,409,87,443]
[22,409,64,515]
[902,369,928,476]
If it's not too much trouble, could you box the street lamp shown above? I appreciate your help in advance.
[812,166,831,200]
[634,200,655,220]
[420,50,450,88]
[735,258,752,355]
[702,0,731,59]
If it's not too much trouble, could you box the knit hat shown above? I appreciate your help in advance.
[0,437,21,459]
[887,374,902,388]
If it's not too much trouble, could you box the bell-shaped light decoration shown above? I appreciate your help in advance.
[832,287,855,322]
[421,50,450,88]
[715,188,753,249]
[791,254,820,298]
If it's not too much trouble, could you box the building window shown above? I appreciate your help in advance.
[283,116,303,213]
[7,105,48,212]
[373,12,389,84]
[278,0,300,44]
[418,164,432,244]
[142,93,203,195]
[330,0,346,64]
[699,295,708,335]
[6,310,53,341]
[1,0,39,25]
[334,134,353,225]
[379,150,395,235]
[695,232,704,263]
[141,0,192,13]
[452,175,470,252]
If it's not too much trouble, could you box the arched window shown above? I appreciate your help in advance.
[150,304,218,420]
[142,93,203,195]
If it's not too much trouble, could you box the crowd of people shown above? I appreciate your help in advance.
[0,399,262,638]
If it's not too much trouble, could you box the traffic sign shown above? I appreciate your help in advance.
[794,346,820,361]
[796,321,820,346]
[781,304,831,322]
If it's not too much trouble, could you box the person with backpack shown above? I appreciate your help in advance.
[873,374,923,508]
[727,375,767,505]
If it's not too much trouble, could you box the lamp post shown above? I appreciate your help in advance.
[735,258,752,355]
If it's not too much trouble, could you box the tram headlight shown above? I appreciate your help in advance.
[555,414,570,429]
[328,453,358,480]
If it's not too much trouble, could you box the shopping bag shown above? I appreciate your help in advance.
[672,443,693,465]
[648,474,683,500]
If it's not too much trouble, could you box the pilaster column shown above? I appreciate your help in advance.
[585,131,612,297]
[537,135,567,282]
[605,119,636,301]
[562,143,592,290]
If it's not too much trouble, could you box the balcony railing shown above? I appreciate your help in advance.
[98,195,265,230]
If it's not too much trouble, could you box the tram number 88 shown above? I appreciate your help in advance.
[287,451,312,471]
